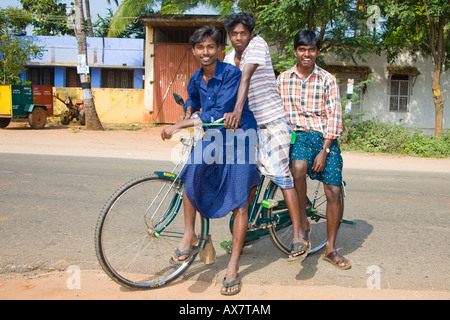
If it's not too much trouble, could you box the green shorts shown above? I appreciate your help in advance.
[290,131,343,186]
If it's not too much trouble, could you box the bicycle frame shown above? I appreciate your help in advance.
[228,176,350,243]
[146,91,352,252]
[228,175,300,243]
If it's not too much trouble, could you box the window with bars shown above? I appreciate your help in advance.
[101,69,134,88]
[26,67,54,86]
[66,68,81,87]
[389,74,409,112]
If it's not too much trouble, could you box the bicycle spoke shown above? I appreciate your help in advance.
[95,175,201,289]
[267,178,344,255]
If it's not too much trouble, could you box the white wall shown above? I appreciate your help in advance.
[324,52,449,133]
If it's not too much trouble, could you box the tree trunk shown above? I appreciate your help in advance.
[425,5,446,138]
[432,65,444,138]
[84,0,94,37]
[74,0,103,131]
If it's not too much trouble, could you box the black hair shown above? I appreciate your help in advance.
[189,25,221,48]
[293,30,321,50]
[224,12,256,33]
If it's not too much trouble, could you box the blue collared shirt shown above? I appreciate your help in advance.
[185,60,256,131]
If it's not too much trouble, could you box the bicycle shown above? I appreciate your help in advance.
[94,93,351,290]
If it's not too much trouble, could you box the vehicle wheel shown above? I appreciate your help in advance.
[95,174,204,289]
[268,178,345,256]
[78,110,85,125]
[0,118,11,128]
[60,111,70,125]
[28,107,47,129]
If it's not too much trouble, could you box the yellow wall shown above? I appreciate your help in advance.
[54,87,147,124]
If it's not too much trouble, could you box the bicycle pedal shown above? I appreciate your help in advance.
[220,241,232,254]
[262,199,278,209]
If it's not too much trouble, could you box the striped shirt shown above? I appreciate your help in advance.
[224,36,286,125]
[277,64,342,139]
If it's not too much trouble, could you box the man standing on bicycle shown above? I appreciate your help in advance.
[161,25,260,295]
[223,13,310,262]
[277,30,351,269]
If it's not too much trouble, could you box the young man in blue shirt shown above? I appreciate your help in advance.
[161,25,259,295]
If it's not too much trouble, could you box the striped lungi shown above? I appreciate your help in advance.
[256,118,294,189]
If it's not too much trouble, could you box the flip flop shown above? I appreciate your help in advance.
[287,241,310,262]
[322,250,351,270]
[287,227,311,262]
[169,246,199,264]
[221,274,241,296]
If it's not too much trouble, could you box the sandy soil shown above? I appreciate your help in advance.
[1,122,449,300]
[1,269,449,300]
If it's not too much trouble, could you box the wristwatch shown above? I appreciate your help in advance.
[322,147,330,154]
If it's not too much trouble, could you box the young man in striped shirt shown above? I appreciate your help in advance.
[277,30,351,270]
[223,13,310,266]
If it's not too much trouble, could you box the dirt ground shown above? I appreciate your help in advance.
[1,121,449,300]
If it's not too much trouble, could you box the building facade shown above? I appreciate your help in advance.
[21,35,144,90]
[325,52,449,134]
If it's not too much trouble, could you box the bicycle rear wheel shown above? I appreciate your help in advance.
[95,174,201,290]
[268,178,344,255]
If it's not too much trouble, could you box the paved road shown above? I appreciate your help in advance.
[0,153,449,293]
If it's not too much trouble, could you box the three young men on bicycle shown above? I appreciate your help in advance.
[161,13,350,296]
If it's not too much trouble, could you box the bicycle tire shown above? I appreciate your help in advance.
[95,174,203,290]
[268,179,344,256]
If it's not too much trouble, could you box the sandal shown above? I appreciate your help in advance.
[287,227,311,262]
[169,246,199,264]
[221,274,241,296]
[322,250,351,270]
[287,242,310,262]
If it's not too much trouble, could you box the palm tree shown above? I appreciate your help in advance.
[105,0,221,37]
[84,0,94,37]
[106,0,158,37]
[74,0,103,130]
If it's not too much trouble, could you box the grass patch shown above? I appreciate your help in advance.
[102,123,160,131]
[340,115,450,158]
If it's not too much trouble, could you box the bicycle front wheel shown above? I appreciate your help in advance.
[95,174,199,290]
[268,178,344,255]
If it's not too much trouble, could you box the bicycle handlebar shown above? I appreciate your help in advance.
[203,117,243,128]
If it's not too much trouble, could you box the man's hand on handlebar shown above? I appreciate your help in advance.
[223,111,242,131]
[178,106,194,122]
[184,106,194,120]
[161,125,176,141]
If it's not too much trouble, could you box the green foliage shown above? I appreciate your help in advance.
[94,8,146,38]
[107,0,156,37]
[340,118,450,158]
[404,131,450,158]
[381,0,449,69]
[20,0,74,36]
[0,8,45,84]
